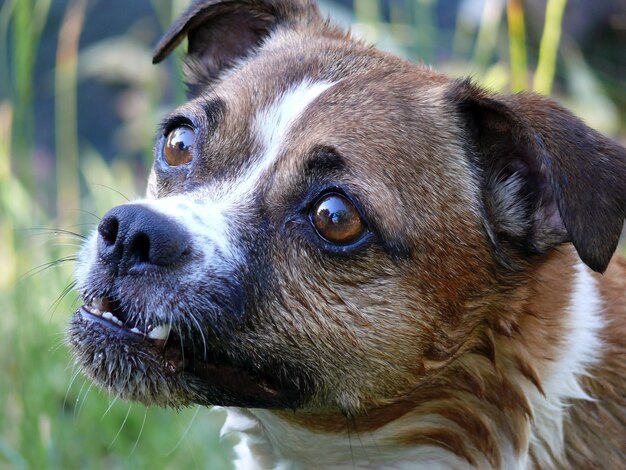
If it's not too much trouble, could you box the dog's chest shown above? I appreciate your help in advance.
[222,408,482,469]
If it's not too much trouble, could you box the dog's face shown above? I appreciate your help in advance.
[69,0,626,416]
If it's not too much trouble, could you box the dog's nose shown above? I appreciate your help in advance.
[97,204,191,272]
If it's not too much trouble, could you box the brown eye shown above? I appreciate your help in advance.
[163,125,195,166]
[311,194,365,244]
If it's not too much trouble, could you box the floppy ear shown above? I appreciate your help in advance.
[448,79,626,273]
[153,0,323,90]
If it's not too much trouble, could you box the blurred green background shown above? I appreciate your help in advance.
[0,0,624,468]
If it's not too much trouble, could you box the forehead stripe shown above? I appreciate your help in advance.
[260,81,335,167]
[224,81,335,203]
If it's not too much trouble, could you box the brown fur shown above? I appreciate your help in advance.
[69,1,626,468]
[272,249,626,469]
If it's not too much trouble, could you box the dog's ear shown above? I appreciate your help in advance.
[153,0,322,89]
[448,79,626,273]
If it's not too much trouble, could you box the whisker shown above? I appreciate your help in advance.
[48,241,84,248]
[352,417,369,464]
[90,183,131,203]
[70,295,82,310]
[167,406,201,456]
[129,407,148,456]
[50,336,70,353]
[179,331,186,372]
[101,395,120,421]
[75,208,102,221]
[64,366,83,412]
[73,380,88,422]
[76,381,95,419]
[48,280,78,318]
[19,227,87,240]
[187,309,208,358]
[346,414,356,468]
[108,403,133,449]
[21,256,77,280]
[368,430,382,457]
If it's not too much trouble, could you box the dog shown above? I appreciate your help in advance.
[68,1,626,468]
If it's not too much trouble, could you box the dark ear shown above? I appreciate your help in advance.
[153,0,322,89]
[448,79,626,273]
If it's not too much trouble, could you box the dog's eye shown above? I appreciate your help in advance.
[164,126,195,166]
[311,194,365,244]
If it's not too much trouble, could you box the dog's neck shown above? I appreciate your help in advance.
[221,251,607,469]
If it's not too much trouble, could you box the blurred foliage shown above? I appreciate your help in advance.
[0,0,624,468]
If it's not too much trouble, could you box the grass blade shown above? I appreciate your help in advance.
[534,0,568,95]
[506,0,528,92]
[55,0,87,226]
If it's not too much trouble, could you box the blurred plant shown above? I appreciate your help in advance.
[534,0,567,95]
[55,0,86,225]
[3,0,52,187]
[0,0,234,467]
[506,0,527,92]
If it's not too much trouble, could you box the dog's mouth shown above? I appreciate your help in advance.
[69,296,298,408]
[82,296,173,343]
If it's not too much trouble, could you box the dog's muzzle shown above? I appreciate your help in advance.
[82,204,192,340]
[68,203,300,408]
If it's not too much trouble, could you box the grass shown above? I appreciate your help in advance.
[0,0,622,468]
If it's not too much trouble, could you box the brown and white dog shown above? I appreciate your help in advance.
[69,1,626,468]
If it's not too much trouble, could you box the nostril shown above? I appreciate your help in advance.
[98,216,119,246]
[128,232,151,265]
[97,204,191,271]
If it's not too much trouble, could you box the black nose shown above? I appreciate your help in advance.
[97,204,191,273]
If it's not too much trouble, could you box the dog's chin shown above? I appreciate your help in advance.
[68,307,301,409]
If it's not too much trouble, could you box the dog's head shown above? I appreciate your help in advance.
[69,0,626,416]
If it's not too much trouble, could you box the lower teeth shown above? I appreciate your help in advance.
[85,301,171,340]
[148,324,171,340]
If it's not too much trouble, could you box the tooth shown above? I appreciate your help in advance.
[148,324,171,340]
[102,312,113,321]
[130,327,142,335]
[91,308,102,317]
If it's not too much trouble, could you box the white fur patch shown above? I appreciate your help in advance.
[223,80,335,204]
[139,196,234,259]
[223,409,487,469]
[525,261,604,467]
